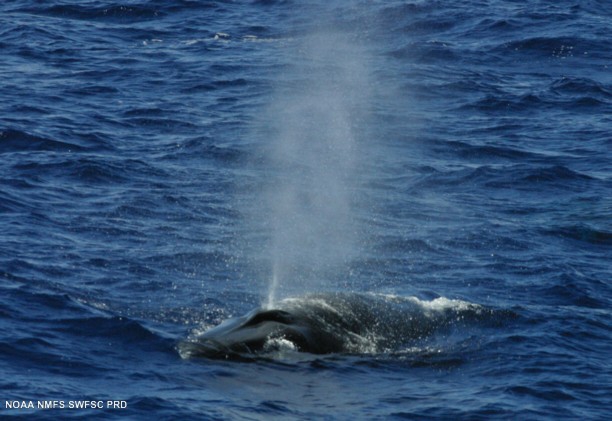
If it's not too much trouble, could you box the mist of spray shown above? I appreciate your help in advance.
[257,26,371,308]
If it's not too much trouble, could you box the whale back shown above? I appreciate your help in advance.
[178,292,506,360]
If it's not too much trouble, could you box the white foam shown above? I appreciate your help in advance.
[423,297,482,313]
[263,337,298,353]
[373,292,481,312]
[213,32,230,41]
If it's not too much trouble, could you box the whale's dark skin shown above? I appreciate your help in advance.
[179,293,501,360]
[180,307,344,359]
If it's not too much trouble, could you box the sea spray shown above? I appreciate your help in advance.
[258,27,372,306]
[265,262,280,310]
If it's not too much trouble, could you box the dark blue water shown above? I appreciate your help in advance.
[1,1,610,419]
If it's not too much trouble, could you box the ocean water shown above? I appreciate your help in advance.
[1,0,610,419]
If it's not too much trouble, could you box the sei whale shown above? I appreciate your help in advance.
[178,293,503,360]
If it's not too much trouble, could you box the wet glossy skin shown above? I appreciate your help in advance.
[180,293,486,359]
[186,309,317,358]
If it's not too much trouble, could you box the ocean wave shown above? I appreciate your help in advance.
[0,129,85,153]
[388,40,458,63]
[57,316,166,344]
[378,2,437,23]
[168,136,244,163]
[400,17,457,35]
[374,237,443,256]
[0,285,174,350]
[13,156,167,185]
[473,17,523,34]
[459,93,544,113]
[0,188,33,213]
[494,36,605,58]
[120,117,198,131]
[412,164,596,194]
[549,76,612,98]
[460,89,610,115]
[518,165,594,183]
[535,280,606,309]
[15,4,164,23]
[430,139,537,161]
[65,85,120,96]
[543,224,612,246]
[0,338,100,375]
[0,23,71,45]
